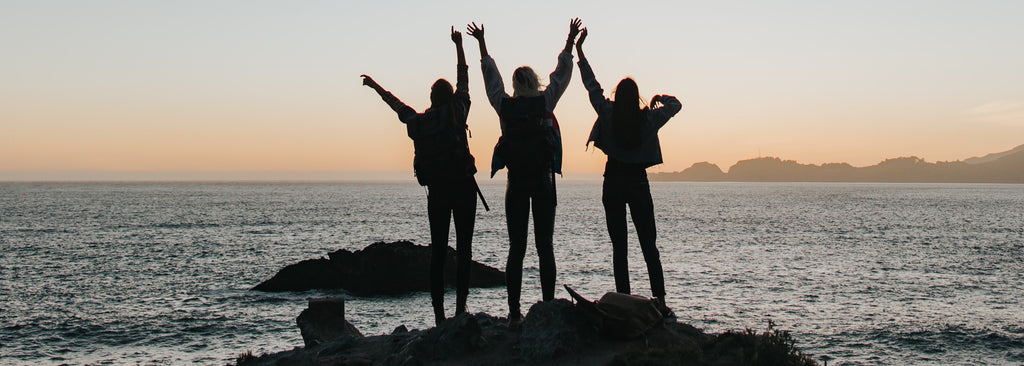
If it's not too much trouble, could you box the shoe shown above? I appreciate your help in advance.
[655,298,676,319]
[661,305,677,319]
[507,311,524,330]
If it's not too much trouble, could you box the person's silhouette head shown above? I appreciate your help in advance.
[430,79,454,108]
[612,77,645,149]
[512,66,541,97]
[613,77,640,107]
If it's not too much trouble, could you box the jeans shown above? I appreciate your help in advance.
[504,167,556,315]
[427,176,477,324]
[602,160,665,299]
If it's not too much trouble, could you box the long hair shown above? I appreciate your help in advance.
[511,66,542,97]
[430,78,454,108]
[429,78,458,129]
[611,77,646,149]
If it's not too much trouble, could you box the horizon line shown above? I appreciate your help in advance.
[0,171,605,183]
[3,143,1020,182]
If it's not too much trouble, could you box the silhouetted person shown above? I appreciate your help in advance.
[467,18,582,326]
[361,27,478,326]
[576,28,682,315]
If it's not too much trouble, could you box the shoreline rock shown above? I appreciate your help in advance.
[296,297,363,348]
[253,240,505,294]
[238,298,819,366]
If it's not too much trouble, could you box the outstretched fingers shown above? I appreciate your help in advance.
[466,22,484,40]
[568,18,583,39]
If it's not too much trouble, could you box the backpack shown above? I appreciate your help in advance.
[407,106,476,186]
[495,96,557,174]
[565,285,664,340]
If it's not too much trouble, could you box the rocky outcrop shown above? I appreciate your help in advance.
[296,297,363,348]
[390,312,490,364]
[518,299,588,361]
[238,298,819,366]
[253,240,505,294]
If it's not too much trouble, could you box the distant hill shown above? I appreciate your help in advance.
[964,144,1024,165]
[652,146,1024,183]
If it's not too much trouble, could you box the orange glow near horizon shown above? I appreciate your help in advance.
[2,2,1023,180]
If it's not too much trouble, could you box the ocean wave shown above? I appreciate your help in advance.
[4,227,75,234]
[151,222,222,229]
[244,228,280,234]
[835,324,1024,363]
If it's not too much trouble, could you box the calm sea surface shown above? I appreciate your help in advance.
[1,182,1023,365]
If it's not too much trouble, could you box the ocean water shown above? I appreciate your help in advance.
[1,181,1023,365]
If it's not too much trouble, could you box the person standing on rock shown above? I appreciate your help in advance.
[361,26,481,326]
[467,18,581,327]
[575,27,682,316]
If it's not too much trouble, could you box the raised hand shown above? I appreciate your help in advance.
[467,22,488,57]
[451,25,462,44]
[360,74,380,89]
[467,22,484,41]
[452,25,467,67]
[577,27,588,47]
[568,18,583,40]
[650,95,663,108]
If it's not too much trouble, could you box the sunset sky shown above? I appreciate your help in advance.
[2,1,1022,181]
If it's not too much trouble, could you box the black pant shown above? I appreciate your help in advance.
[602,160,665,299]
[505,168,556,315]
[427,177,477,324]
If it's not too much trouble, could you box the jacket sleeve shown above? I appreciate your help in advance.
[579,55,613,148]
[456,64,469,96]
[379,90,418,124]
[543,50,574,111]
[454,64,471,126]
[647,95,682,130]
[480,55,508,113]
[577,55,611,113]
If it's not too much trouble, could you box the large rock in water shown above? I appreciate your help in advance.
[253,240,506,294]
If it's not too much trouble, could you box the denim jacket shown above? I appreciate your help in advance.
[579,56,681,168]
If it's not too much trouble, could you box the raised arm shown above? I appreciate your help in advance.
[575,27,587,60]
[647,94,683,130]
[449,26,472,129]
[361,74,416,123]
[563,18,582,55]
[574,28,609,112]
[467,22,488,59]
[543,18,582,111]
[452,26,468,94]
[468,21,507,112]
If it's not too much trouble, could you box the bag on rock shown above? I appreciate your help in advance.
[564,285,663,340]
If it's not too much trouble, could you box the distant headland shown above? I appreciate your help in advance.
[652,144,1024,183]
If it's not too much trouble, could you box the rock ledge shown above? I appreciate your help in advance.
[239,298,819,366]
[253,240,505,294]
